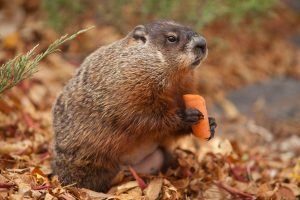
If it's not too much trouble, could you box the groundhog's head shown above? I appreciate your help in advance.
[128,20,207,70]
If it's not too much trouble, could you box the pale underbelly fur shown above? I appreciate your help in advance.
[120,142,164,174]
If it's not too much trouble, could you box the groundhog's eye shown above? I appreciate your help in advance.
[167,35,177,43]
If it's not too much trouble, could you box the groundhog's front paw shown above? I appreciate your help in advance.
[207,117,217,140]
[178,108,204,125]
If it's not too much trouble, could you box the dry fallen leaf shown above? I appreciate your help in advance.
[144,178,163,200]
[0,140,32,155]
[81,188,116,200]
[203,184,229,200]
[2,32,20,49]
[113,181,139,195]
[270,184,297,200]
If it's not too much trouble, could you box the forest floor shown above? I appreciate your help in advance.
[0,1,299,199]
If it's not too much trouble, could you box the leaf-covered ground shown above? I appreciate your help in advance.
[0,1,299,199]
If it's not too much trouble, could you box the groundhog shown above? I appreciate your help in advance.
[52,20,217,192]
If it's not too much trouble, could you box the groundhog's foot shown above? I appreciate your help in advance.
[207,117,217,140]
[180,108,204,125]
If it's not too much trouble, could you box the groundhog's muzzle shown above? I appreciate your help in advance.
[191,36,207,66]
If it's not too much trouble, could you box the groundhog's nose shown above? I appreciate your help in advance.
[193,36,207,55]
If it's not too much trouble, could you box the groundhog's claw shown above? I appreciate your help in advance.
[180,108,204,125]
[207,117,217,140]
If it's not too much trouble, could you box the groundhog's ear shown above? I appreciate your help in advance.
[132,25,147,43]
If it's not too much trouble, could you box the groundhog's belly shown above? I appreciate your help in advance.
[120,142,164,174]
[120,142,158,165]
[131,149,164,174]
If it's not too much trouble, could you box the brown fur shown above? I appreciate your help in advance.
[52,20,207,191]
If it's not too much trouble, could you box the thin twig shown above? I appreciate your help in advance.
[31,184,52,190]
[0,182,16,189]
[128,166,147,190]
[213,181,256,200]
[62,182,77,189]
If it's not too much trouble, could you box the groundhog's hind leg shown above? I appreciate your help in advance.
[160,147,178,172]
[52,155,119,192]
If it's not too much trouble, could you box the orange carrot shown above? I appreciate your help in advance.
[183,94,210,140]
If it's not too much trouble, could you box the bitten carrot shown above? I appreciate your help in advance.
[183,94,210,140]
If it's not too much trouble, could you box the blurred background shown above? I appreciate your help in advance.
[0,0,299,198]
